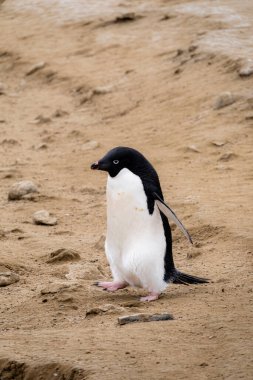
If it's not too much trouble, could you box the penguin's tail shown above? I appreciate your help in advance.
[170,269,209,285]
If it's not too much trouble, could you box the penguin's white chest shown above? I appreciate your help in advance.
[105,168,167,292]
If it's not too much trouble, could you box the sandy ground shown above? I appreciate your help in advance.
[0,0,252,379]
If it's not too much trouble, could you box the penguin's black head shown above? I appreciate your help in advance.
[91,146,151,178]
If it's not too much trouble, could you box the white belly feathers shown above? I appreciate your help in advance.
[105,168,167,293]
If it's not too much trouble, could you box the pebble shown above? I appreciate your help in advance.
[239,59,253,77]
[114,12,140,23]
[8,180,38,201]
[35,143,48,150]
[211,141,226,147]
[81,140,99,151]
[219,152,237,162]
[213,92,237,110]
[26,61,46,76]
[93,85,113,95]
[118,313,174,325]
[186,145,200,153]
[33,210,57,226]
[47,248,81,263]
[0,271,20,287]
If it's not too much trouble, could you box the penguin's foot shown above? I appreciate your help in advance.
[95,281,128,292]
[140,292,160,302]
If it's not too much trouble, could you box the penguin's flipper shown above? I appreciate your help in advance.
[154,192,193,244]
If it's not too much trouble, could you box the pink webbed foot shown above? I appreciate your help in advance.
[140,292,160,302]
[94,281,128,292]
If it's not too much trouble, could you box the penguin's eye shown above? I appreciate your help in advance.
[113,160,119,165]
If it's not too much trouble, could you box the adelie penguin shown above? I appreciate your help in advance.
[91,147,208,302]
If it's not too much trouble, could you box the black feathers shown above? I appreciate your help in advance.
[168,270,209,285]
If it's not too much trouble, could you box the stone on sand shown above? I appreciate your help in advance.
[239,60,253,77]
[26,61,46,76]
[118,313,174,325]
[213,92,237,110]
[0,271,20,287]
[219,152,237,162]
[33,210,57,226]
[8,180,38,201]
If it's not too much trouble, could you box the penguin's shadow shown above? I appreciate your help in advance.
[93,284,206,304]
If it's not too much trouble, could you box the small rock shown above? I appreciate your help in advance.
[219,152,237,161]
[185,145,200,153]
[118,313,174,325]
[35,143,48,150]
[114,12,140,23]
[0,271,20,287]
[93,85,113,95]
[213,92,237,110]
[239,60,253,77]
[81,140,99,151]
[211,141,226,147]
[26,61,46,76]
[47,248,81,263]
[8,180,38,201]
[33,210,57,226]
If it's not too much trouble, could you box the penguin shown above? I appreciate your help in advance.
[91,147,208,302]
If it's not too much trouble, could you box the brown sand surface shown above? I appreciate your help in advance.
[0,0,252,379]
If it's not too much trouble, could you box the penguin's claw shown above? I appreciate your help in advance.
[95,281,128,292]
[140,293,160,302]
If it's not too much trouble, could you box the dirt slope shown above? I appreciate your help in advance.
[0,0,252,379]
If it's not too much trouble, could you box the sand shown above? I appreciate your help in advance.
[0,0,252,379]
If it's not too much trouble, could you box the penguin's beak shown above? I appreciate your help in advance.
[91,158,110,171]
[91,161,99,170]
